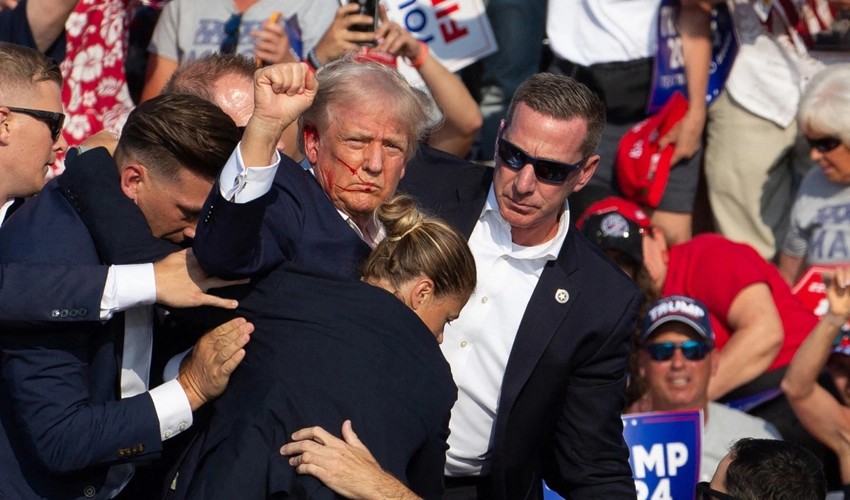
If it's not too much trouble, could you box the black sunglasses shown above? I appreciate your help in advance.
[496,134,588,184]
[220,12,243,55]
[6,106,65,141]
[807,136,842,153]
[696,481,741,500]
[643,340,712,362]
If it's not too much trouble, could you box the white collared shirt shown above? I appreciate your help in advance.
[442,188,570,476]
[101,305,194,497]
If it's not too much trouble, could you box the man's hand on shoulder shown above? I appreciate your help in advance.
[153,249,248,309]
[177,317,253,411]
[280,420,421,500]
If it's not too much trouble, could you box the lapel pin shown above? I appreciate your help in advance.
[555,289,569,304]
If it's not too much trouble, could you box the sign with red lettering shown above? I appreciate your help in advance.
[384,0,497,83]
[792,265,850,329]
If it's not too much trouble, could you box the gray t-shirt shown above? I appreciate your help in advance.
[701,402,781,482]
[783,168,850,265]
[149,0,336,63]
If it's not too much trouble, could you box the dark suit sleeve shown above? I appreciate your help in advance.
[405,414,450,500]
[0,263,106,324]
[193,169,303,280]
[1,331,163,472]
[192,186,287,280]
[542,291,641,499]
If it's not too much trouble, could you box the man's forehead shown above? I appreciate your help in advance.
[504,103,588,158]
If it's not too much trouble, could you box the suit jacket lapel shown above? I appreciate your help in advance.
[498,231,580,421]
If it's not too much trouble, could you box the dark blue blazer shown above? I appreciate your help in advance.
[160,266,456,500]
[0,152,165,499]
[398,146,642,500]
[193,155,371,280]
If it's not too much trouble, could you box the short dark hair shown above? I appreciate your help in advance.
[724,438,826,500]
[114,93,240,183]
[162,52,255,102]
[505,72,606,157]
[0,42,62,98]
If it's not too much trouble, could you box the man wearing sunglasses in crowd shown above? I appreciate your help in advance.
[633,295,780,483]
[280,72,642,499]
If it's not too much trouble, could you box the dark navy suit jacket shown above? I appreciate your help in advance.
[0,150,165,500]
[158,266,456,500]
[193,154,371,280]
[398,146,641,500]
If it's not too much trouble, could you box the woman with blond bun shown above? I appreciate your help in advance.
[168,195,475,500]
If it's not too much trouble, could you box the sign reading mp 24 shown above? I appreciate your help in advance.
[544,410,703,500]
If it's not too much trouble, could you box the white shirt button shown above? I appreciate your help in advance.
[164,430,172,438]
[178,423,187,431]
[460,340,468,348]
[481,296,488,304]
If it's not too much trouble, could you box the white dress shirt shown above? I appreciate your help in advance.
[442,188,570,476]
[100,304,194,498]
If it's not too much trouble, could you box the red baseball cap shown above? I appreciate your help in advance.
[615,91,689,208]
[576,196,651,230]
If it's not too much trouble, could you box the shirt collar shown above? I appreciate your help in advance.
[480,186,570,261]
[307,164,386,248]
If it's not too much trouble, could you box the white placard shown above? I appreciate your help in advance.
[383,0,498,86]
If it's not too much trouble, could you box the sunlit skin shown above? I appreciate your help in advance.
[638,324,718,412]
[805,129,850,184]
[413,295,466,344]
[305,101,408,233]
[0,80,67,200]
[828,354,850,407]
[493,103,598,247]
[709,452,733,493]
[123,165,213,244]
[213,74,290,154]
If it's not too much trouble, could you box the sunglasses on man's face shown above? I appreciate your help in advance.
[807,136,842,153]
[696,481,741,500]
[5,107,65,141]
[643,340,712,362]
[496,134,588,184]
[220,12,243,55]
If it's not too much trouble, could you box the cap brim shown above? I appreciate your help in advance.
[642,316,713,344]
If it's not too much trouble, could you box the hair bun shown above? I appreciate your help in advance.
[375,194,425,242]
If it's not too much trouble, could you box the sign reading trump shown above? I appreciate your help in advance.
[544,410,702,500]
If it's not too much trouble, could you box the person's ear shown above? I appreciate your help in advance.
[637,352,648,378]
[408,277,435,311]
[120,163,147,202]
[303,122,320,165]
[709,348,720,378]
[572,154,600,192]
[0,107,12,146]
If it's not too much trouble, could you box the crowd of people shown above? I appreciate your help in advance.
[2,0,850,499]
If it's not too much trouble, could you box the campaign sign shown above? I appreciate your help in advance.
[648,0,738,114]
[543,411,703,500]
[384,0,497,85]
[792,265,850,329]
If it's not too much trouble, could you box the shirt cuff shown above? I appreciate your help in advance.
[150,379,193,441]
[163,348,192,382]
[100,264,156,321]
[219,142,280,203]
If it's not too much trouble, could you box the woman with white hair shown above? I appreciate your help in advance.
[779,64,850,286]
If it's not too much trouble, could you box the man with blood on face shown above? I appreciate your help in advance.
[191,58,439,280]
